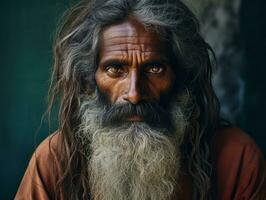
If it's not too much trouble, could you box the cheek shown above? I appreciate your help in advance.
[95,70,111,99]
[95,70,123,103]
[147,73,176,101]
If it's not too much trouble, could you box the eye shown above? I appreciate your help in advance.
[145,65,164,74]
[106,65,124,77]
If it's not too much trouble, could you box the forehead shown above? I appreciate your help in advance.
[99,19,167,60]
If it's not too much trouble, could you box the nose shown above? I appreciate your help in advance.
[123,71,142,104]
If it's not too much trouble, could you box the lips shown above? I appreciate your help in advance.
[127,115,144,122]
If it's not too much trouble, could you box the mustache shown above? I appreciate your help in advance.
[101,101,172,129]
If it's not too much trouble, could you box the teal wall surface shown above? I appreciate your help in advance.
[0,0,265,199]
[0,1,77,199]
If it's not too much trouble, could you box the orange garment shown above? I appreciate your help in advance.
[15,127,266,200]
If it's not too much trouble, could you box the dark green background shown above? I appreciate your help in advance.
[0,0,265,199]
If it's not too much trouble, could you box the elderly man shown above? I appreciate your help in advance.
[15,0,265,199]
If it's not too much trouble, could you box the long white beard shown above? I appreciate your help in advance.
[76,98,187,200]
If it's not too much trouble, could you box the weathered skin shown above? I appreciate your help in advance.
[95,18,176,118]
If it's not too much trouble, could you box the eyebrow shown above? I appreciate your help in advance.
[100,59,128,68]
[99,57,170,68]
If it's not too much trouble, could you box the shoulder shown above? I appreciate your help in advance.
[213,127,259,153]
[212,127,264,173]
[33,132,62,186]
[212,127,263,165]
[15,132,62,200]
[212,127,266,199]
[35,131,61,161]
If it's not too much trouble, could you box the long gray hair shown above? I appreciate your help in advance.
[48,0,220,199]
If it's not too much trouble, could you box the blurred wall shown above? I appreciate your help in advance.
[0,0,265,199]
[239,0,266,156]
[0,1,77,199]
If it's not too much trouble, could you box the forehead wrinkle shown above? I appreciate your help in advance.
[102,36,162,55]
[99,19,170,67]
[99,51,167,66]
[103,43,158,53]
[125,50,151,69]
[102,50,164,60]
[103,36,158,44]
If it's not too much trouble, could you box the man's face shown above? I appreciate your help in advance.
[95,18,176,122]
[81,19,186,200]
